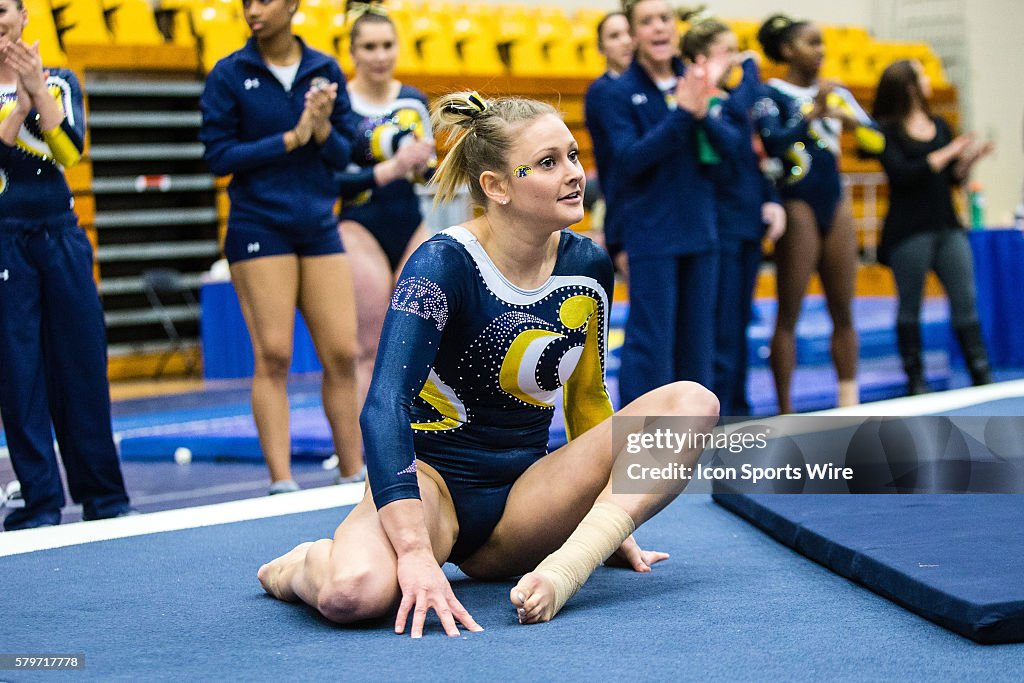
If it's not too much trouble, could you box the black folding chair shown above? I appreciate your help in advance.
[141,268,200,378]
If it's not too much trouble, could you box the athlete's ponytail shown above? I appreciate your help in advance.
[430,92,556,206]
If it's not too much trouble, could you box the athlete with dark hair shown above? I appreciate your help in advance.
[200,0,363,492]
[873,59,992,393]
[755,13,884,413]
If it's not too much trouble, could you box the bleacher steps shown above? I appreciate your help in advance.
[97,240,219,261]
[94,207,217,228]
[100,272,205,296]
[85,73,215,355]
[89,111,202,128]
[89,143,205,161]
[92,173,214,194]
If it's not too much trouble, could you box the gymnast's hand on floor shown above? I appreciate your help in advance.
[394,551,484,638]
[604,534,670,572]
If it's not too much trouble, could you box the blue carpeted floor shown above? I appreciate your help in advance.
[3,496,1023,681]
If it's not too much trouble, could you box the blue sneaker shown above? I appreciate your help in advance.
[83,507,139,521]
[3,506,61,531]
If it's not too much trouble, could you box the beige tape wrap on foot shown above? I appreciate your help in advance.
[533,501,636,619]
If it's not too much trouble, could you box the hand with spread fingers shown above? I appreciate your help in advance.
[394,551,483,638]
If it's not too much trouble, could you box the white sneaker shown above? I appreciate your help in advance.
[267,479,301,496]
[4,480,24,509]
[335,466,367,485]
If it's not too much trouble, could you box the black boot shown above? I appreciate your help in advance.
[955,321,993,386]
[896,323,929,395]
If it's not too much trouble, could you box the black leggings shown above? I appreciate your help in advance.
[889,229,979,328]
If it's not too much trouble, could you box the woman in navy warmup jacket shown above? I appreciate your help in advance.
[200,0,363,491]
[0,0,133,529]
[597,0,738,406]
[681,15,786,416]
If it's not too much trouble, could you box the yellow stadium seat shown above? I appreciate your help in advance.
[103,0,166,45]
[573,7,604,27]
[52,0,112,45]
[572,21,604,78]
[156,0,198,46]
[820,54,845,82]
[534,6,578,77]
[302,0,342,17]
[451,4,504,76]
[726,19,758,51]
[842,26,871,44]
[167,9,196,46]
[495,5,544,76]
[331,13,353,74]
[821,26,844,50]
[22,0,67,66]
[190,3,247,72]
[292,6,335,54]
[840,50,877,87]
[921,55,949,86]
[407,9,459,76]
[199,0,242,23]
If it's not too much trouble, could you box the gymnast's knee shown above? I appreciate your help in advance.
[661,381,720,421]
[316,568,392,623]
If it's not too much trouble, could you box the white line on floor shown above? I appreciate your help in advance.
[0,483,364,558]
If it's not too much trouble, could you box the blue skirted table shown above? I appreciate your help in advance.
[200,281,322,379]
[199,228,1024,379]
[966,227,1024,368]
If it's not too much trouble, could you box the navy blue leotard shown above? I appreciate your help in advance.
[754,79,881,233]
[361,227,615,564]
[339,85,432,269]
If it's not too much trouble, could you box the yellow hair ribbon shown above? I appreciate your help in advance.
[465,91,487,113]
[445,91,489,120]
[348,1,388,19]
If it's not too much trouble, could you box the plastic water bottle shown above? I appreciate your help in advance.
[968,181,985,229]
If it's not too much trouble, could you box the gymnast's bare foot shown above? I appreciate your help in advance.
[258,541,314,602]
[510,571,559,625]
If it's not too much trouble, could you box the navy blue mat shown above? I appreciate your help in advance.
[713,493,1024,644]
[5,496,1024,680]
